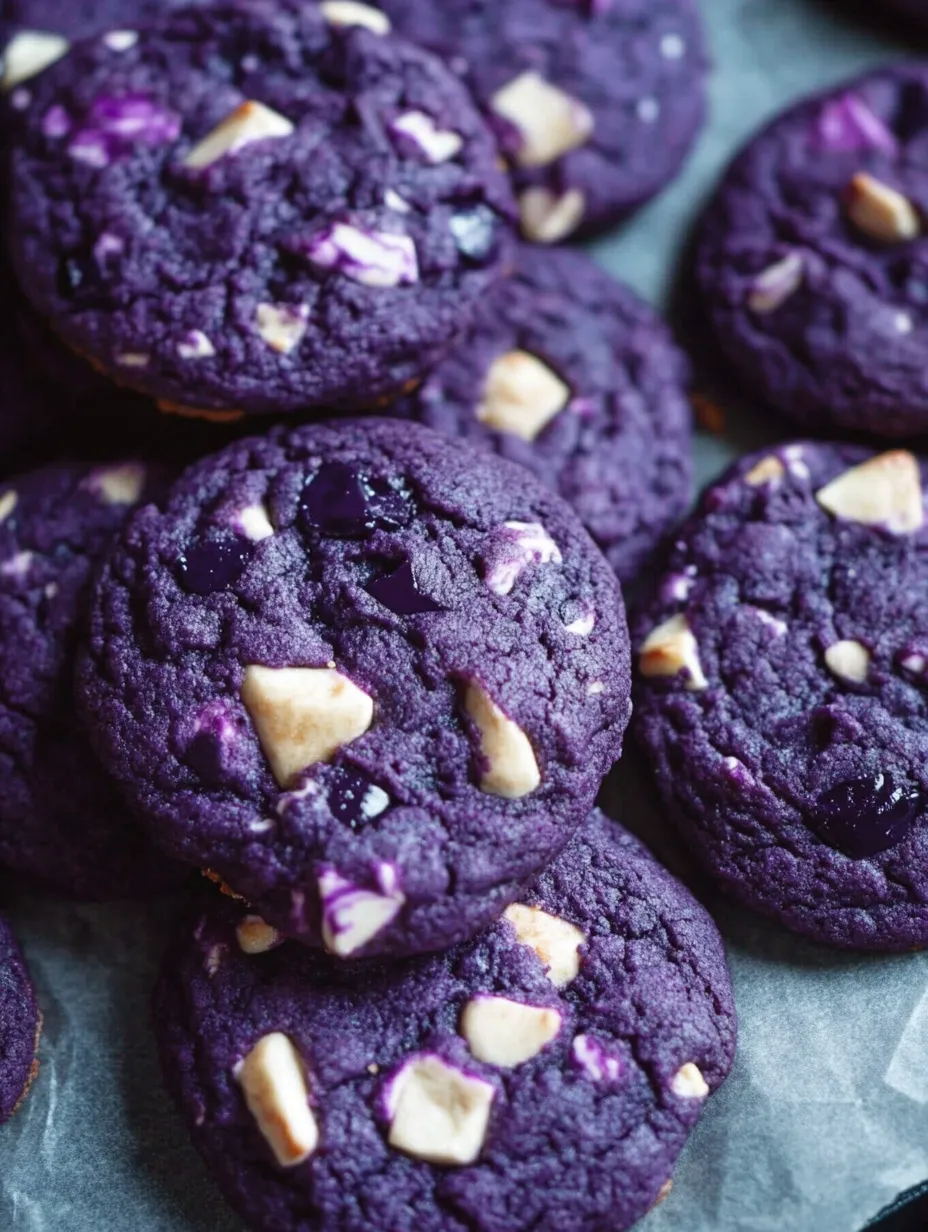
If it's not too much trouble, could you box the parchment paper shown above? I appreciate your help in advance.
[3,1,928,1229]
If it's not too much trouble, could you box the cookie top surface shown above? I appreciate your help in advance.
[154,810,736,1232]
[376,0,707,242]
[633,442,928,950]
[78,417,630,957]
[7,0,514,414]
[389,244,692,582]
[0,913,39,1125]
[0,461,185,898]
[0,0,187,45]
[696,64,928,438]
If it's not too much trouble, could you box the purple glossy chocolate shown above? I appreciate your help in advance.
[8,1,514,415]
[634,442,928,951]
[696,64,928,438]
[0,461,186,899]
[0,914,39,1125]
[78,418,630,957]
[388,244,693,583]
[154,811,737,1232]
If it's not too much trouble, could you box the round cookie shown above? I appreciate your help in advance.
[634,442,928,951]
[0,914,40,1125]
[696,65,928,438]
[376,0,708,242]
[0,461,186,899]
[8,0,514,415]
[78,418,630,958]
[154,811,737,1232]
[388,244,692,582]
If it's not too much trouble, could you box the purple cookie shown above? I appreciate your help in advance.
[78,418,630,957]
[0,913,39,1125]
[374,0,707,242]
[8,0,514,415]
[154,811,736,1232]
[696,65,928,438]
[634,442,928,950]
[0,461,186,899]
[388,244,693,582]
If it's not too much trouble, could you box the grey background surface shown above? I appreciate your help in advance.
[3,2,928,1229]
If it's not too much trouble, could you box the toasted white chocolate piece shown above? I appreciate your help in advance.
[671,1062,709,1098]
[460,995,562,1067]
[235,1033,319,1166]
[319,0,391,33]
[744,455,786,487]
[815,451,924,534]
[2,30,69,91]
[824,639,870,683]
[86,462,146,505]
[184,101,294,170]
[746,252,805,314]
[236,915,282,954]
[518,187,586,243]
[464,681,540,799]
[0,491,18,522]
[387,1055,494,1165]
[476,350,569,441]
[255,303,308,354]
[490,71,593,168]
[503,903,585,987]
[241,665,374,787]
[236,503,275,541]
[639,614,708,691]
[845,173,920,244]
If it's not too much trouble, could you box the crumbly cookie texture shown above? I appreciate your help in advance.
[0,914,41,1125]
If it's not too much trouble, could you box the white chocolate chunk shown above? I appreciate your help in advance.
[85,462,146,505]
[2,31,69,91]
[464,681,540,799]
[845,172,920,244]
[747,252,805,314]
[503,903,585,987]
[177,330,215,359]
[0,491,18,523]
[235,1033,319,1166]
[815,451,924,534]
[387,1055,494,1165]
[319,0,391,34]
[236,915,282,954]
[103,30,138,52]
[115,352,150,368]
[565,610,595,636]
[671,1062,709,1099]
[235,503,275,541]
[184,101,294,170]
[476,350,569,441]
[241,665,374,787]
[824,639,870,683]
[318,868,404,957]
[744,455,785,487]
[639,614,708,691]
[391,111,462,163]
[255,303,308,354]
[485,522,562,596]
[519,187,586,243]
[461,995,562,1067]
[490,71,593,168]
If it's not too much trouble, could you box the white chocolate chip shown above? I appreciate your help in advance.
[845,172,920,244]
[747,252,805,314]
[177,330,215,359]
[503,903,585,987]
[84,462,146,505]
[236,915,282,954]
[115,352,150,368]
[460,995,562,1068]
[102,30,138,52]
[241,665,374,787]
[464,681,540,799]
[490,72,593,168]
[386,1055,494,1165]
[1,550,32,578]
[587,681,604,695]
[391,111,463,163]
[235,503,275,541]
[2,31,69,91]
[660,32,686,59]
[903,653,926,674]
[319,0,391,34]
[518,187,586,243]
[639,614,708,691]
[318,867,404,957]
[255,303,308,354]
[565,610,595,636]
[235,1033,319,1167]
[184,101,294,170]
[476,350,569,441]
[815,451,924,534]
[484,521,562,596]
[0,491,18,523]
[671,1062,709,1098]
[744,455,785,487]
[824,639,870,684]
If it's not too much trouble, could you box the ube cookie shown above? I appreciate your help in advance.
[8,0,514,416]
[634,442,928,951]
[154,811,737,1232]
[78,418,630,958]
[0,914,40,1125]
[696,65,928,438]
[388,244,692,582]
[0,461,185,899]
[372,0,707,243]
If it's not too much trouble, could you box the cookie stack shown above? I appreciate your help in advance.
[0,1,738,1228]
